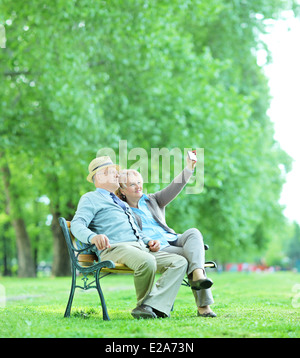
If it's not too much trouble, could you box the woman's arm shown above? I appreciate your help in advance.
[153,155,196,207]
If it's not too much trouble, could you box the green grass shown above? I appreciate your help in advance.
[0,272,299,338]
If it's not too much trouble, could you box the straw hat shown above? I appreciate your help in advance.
[87,156,119,183]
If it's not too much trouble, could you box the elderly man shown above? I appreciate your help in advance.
[71,156,188,319]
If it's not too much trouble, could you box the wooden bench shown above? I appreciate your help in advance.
[59,217,217,320]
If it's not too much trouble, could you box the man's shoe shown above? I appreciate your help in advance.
[131,305,157,319]
[152,308,170,318]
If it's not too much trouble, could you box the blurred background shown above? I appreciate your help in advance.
[1,0,299,278]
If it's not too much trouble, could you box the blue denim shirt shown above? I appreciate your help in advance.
[131,194,177,250]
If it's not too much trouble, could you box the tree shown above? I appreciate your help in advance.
[0,152,36,277]
[0,0,297,274]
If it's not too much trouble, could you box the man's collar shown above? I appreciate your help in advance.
[96,188,111,196]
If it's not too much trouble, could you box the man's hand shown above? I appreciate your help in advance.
[91,234,111,250]
[147,240,160,252]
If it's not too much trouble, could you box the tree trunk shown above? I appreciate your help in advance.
[51,209,71,276]
[0,152,36,277]
[12,218,36,277]
[2,221,12,276]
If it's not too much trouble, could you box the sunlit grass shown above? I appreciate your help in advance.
[0,272,299,338]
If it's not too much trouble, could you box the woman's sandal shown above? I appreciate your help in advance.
[197,310,217,318]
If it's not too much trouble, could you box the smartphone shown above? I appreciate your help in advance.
[188,150,197,162]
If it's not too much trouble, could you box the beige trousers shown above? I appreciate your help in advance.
[100,241,188,315]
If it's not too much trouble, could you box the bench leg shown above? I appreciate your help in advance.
[64,267,76,318]
[95,269,110,321]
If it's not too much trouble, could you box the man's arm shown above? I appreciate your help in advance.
[70,195,98,244]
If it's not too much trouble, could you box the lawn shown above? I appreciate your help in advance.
[0,271,299,338]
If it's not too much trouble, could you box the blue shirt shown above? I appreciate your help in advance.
[71,189,151,251]
[131,194,177,250]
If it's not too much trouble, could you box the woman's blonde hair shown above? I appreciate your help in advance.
[115,169,142,201]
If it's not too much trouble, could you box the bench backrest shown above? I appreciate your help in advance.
[66,221,98,264]
[59,217,98,268]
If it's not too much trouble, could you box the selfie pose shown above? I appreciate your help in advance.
[71,156,188,319]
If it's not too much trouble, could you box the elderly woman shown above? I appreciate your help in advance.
[116,156,216,318]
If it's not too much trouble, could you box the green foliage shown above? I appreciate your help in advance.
[0,0,296,271]
[286,222,300,268]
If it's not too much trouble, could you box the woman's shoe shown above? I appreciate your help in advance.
[197,310,217,318]
[190,277,213,290]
